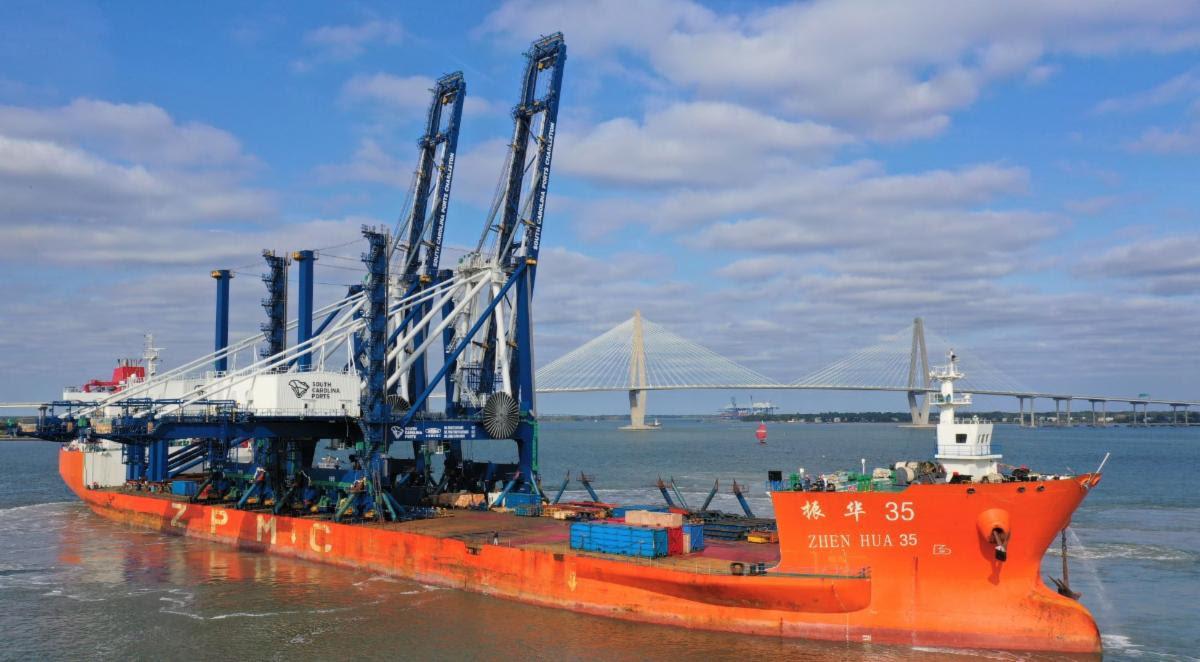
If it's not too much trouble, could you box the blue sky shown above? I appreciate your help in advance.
[1,1,1198,415]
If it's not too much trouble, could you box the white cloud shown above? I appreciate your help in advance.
[694,208,1056,259]
[534,155,1113,392]
[533,158,1089,390]
[558,101,852,186]
[342,73,433,112]
[341,72,495,116]
[314,138,410,187]
[531,245,727,364]
[527,232,1200,395]
[0,98,252,168]
[307,19,404,56]
[1063,195,1123,215]
[449,138,511,207]
[1,215,378,267]
[475,4,1200,397]
[313,136,511,215]
[1090,66,1200,154]
[0,98,271,239]
[5,5,1199,408]
[482,0,1200,138]
[1093,66,1200,114]
[1024,64,1060,85]
[477,0,719,58]
[1076,233,1200,295]
[293,19,405,71]
[0,98,280,271]
[569,161,1030,237]
[0,132,271,228]
[1127,123,1200,154]
[1055,160,1122,187]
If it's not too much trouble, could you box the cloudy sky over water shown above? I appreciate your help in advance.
[0,1,1197,414]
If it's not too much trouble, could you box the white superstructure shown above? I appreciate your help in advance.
[64,343,361,421]
[931,350,1001,482]
[86,371,362,419]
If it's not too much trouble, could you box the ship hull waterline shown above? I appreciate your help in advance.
[59,448,1101,654]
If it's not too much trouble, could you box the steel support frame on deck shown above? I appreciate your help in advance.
[347,227,400,522]
[212,269,232,373]
[294,250,316,372]
[260,251,289,361]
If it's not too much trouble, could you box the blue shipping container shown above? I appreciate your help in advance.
[496,492,541,507]
[682,523,705,552]
[569,522,668,558]
[171,480,198,497]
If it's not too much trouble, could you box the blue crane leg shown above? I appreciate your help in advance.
[212,269,231,373]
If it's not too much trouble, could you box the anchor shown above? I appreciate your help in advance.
[1049,527,1082,600]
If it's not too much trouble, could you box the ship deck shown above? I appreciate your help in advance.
[106,486,780,573]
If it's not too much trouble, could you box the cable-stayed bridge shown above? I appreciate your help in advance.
[537,311,781,428]
[536,313,1200,428]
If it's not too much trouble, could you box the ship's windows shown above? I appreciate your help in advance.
[956,433,967,444]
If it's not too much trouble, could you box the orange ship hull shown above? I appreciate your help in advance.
[59,448,1101,653]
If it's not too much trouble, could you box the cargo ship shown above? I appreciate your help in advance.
[56,351,1103,654]
[35,31,1101,654]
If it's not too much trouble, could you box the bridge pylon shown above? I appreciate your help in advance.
[620,310,656,431]
[906,317,931,426]
[536,310,781,427]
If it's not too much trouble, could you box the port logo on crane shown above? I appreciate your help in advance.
[288,380,310,398]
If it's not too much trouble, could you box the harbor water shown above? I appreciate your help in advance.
[1,421,1196,661]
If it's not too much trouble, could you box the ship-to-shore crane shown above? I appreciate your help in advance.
[27,33,567,523]
[388,31,566,502]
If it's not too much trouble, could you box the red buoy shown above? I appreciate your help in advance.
[755,422,768,444]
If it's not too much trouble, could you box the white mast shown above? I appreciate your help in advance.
[143,333,162,379]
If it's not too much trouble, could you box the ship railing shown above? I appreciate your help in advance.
[929,365,963,380]
[936,444,1001,457]
[123,405,355,420]
[766,480,905,493]
[250,407,356,419]
[452,531,870,579]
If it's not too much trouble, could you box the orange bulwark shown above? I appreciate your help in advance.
[59,448,1101,654]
